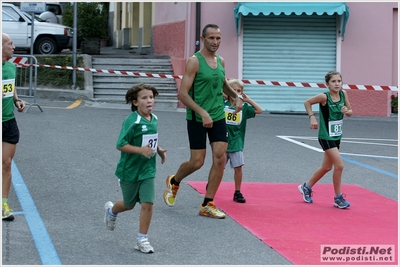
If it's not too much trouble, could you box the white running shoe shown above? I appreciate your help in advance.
[104,201,117,230]
[134,238,154,253]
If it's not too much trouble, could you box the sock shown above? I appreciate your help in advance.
[2,198,7,206]
[335,193,342,199]
[108,207,117,217]
[137,233,147,241]
[305,182,311,189]
[202,198,213,207]
[171,177,180,186]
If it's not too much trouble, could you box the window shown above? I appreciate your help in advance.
[2,6,22,21]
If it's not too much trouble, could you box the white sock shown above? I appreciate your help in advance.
[108,208,117,217]
[137,233,147,241]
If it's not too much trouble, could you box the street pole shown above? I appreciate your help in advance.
[29,12,35,96]
[72,2,77,89]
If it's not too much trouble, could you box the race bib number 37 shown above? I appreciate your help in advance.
[329,120,343,137]
[142,133,158,153]
[2,79,15,98]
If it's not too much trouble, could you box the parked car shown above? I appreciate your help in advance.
[22,11,47,22]
[4,2,64,24]
[2,3,72,54]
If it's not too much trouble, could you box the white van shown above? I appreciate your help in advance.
[4,2,63,24]
[2,3,72,54]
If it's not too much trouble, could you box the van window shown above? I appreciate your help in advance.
[2,10,18,21]
[2,6,22,21]
[46,4,61,15]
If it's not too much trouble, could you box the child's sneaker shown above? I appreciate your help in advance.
[199,201,226,219]
[334,195,350,209]
[233,191,246,203]
[2,203,15,221]
[104,201,117,230]
[134,238,154,253]
[298,183,313,203]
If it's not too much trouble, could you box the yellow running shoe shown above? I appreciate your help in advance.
[2,203,15,221]
[199,201,226,219]
[163,175,180,207]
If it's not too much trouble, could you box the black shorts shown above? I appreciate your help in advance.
[318,139,340,151]
[2,118,20,144]
[187,118,228,149]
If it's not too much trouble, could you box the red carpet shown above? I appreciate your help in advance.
[187,182,398,265]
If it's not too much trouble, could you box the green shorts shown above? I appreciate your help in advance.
[119,178,155,207]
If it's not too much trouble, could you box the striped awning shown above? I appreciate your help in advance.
[234,2,350,37]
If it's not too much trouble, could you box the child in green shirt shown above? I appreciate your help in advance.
[104,83,167,253]
[224,79,262,203]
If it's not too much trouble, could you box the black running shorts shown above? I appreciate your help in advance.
[318,139,341,151]
[2,118,20,144]
[187,118,228,149]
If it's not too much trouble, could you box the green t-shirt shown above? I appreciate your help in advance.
[115,111,159,183]
[186,51,225,122]
[224,100,256,152]
[318,90,345,141]
[2,61,17,122]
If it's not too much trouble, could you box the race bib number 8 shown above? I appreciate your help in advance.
[328,120,343,137]
[142,133,158,153]
[225,109,242,126]
[2,79,15,98]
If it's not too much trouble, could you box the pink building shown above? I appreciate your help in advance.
[153,2,398,117]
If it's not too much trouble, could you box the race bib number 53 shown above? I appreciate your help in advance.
[328,120,343,137]
[2,79,15,98]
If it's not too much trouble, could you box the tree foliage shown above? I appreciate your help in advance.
[63,3,109,41]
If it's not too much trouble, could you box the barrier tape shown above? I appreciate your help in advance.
[8,57,398,91]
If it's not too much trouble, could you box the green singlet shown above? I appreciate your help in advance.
[2,61,17,122]
[186,51,225,122]
[318,90,345,141]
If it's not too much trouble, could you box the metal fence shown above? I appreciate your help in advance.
[13,54,42,113]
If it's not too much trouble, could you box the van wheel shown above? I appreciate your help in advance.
[34,37,58,54]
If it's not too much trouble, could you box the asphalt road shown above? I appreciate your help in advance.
[2,98,398,265]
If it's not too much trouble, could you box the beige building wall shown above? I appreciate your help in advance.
[112,2,154,52]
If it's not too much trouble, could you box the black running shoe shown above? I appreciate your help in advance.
[233,192,246,203]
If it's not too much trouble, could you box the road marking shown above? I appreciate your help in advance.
[277,135,398,178]
[66,99,83,109]
[341,156,398,179]
[25,99,83,110]
[11,161,62,265]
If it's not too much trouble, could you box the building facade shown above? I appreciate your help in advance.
[112,2,398,117]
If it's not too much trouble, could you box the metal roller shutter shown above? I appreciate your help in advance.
[242,14,337,112]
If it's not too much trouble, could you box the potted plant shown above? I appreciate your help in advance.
[391,93,398,113]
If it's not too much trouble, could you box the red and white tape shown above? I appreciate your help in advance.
[8,57,398,91]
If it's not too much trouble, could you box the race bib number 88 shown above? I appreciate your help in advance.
[2,79,15,98]
[328,120,343,137]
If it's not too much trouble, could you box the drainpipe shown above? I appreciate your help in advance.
[195,2,201,52]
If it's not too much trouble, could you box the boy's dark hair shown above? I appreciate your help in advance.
[125,83,159,112]
[202,24,219,37]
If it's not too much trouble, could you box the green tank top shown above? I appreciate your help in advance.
[186,51,225,122]
[2,61,17,122]
[318,90,345,140]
